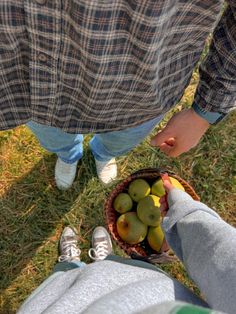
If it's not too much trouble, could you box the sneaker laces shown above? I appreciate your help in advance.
[88,240,109,261]
[58,239,81,262]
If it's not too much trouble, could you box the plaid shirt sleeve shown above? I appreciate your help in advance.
[194,3,236,115]
[0,1,228,132]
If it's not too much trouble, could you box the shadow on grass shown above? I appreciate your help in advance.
[0,148,97,313]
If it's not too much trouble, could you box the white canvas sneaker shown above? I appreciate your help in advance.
[55,158,78,190]
[88,226,113,261]
[95,158,117,185]
[58,227,81,263]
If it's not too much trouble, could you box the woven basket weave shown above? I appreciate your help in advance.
[104,168,200,263]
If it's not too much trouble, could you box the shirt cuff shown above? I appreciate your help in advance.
[192,102,226,125]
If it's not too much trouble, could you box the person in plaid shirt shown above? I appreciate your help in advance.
[0,1,235,189]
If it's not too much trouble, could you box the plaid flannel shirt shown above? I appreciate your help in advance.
[0,0,235,133]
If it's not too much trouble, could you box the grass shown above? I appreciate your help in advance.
[1,75,236,313]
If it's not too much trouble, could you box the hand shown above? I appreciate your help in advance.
[160,180,174,217]
[160,180,174,252]
[150,108,210,157]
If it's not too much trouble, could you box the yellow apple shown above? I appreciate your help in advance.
[147,225,164,252]
[116,212,148,245]
[151,176,185,197]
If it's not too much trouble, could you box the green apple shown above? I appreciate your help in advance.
[113,193,133,213]
[128,179,150,202]
[137,195,161,226]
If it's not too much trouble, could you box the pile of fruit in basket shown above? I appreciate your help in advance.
[113,176,185,252]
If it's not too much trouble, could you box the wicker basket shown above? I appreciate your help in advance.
[104,168,200,264]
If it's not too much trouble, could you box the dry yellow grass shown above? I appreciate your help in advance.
[0,74,236,313]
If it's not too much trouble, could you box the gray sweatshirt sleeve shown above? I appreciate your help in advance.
[162,189,236,314]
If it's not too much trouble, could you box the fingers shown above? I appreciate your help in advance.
[159,138,186,157]
[150,132,181,157]
[165,137,175,147]
[160,199,168,209]
[160,238,169,252]
[160,204,168,217]
[160,196,168,217]
[150,129,170,147]
[159,142,172,155]
[163,180,173,192]
[160,180,173,217]
[158,141,185,157]
[159,196,166,204]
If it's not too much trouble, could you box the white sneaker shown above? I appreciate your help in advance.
[95,158,117,185]
[88,226,113,261]
[55,158,78,190]
[58,227,81,263]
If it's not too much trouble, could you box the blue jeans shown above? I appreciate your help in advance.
[27,115,163,163]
